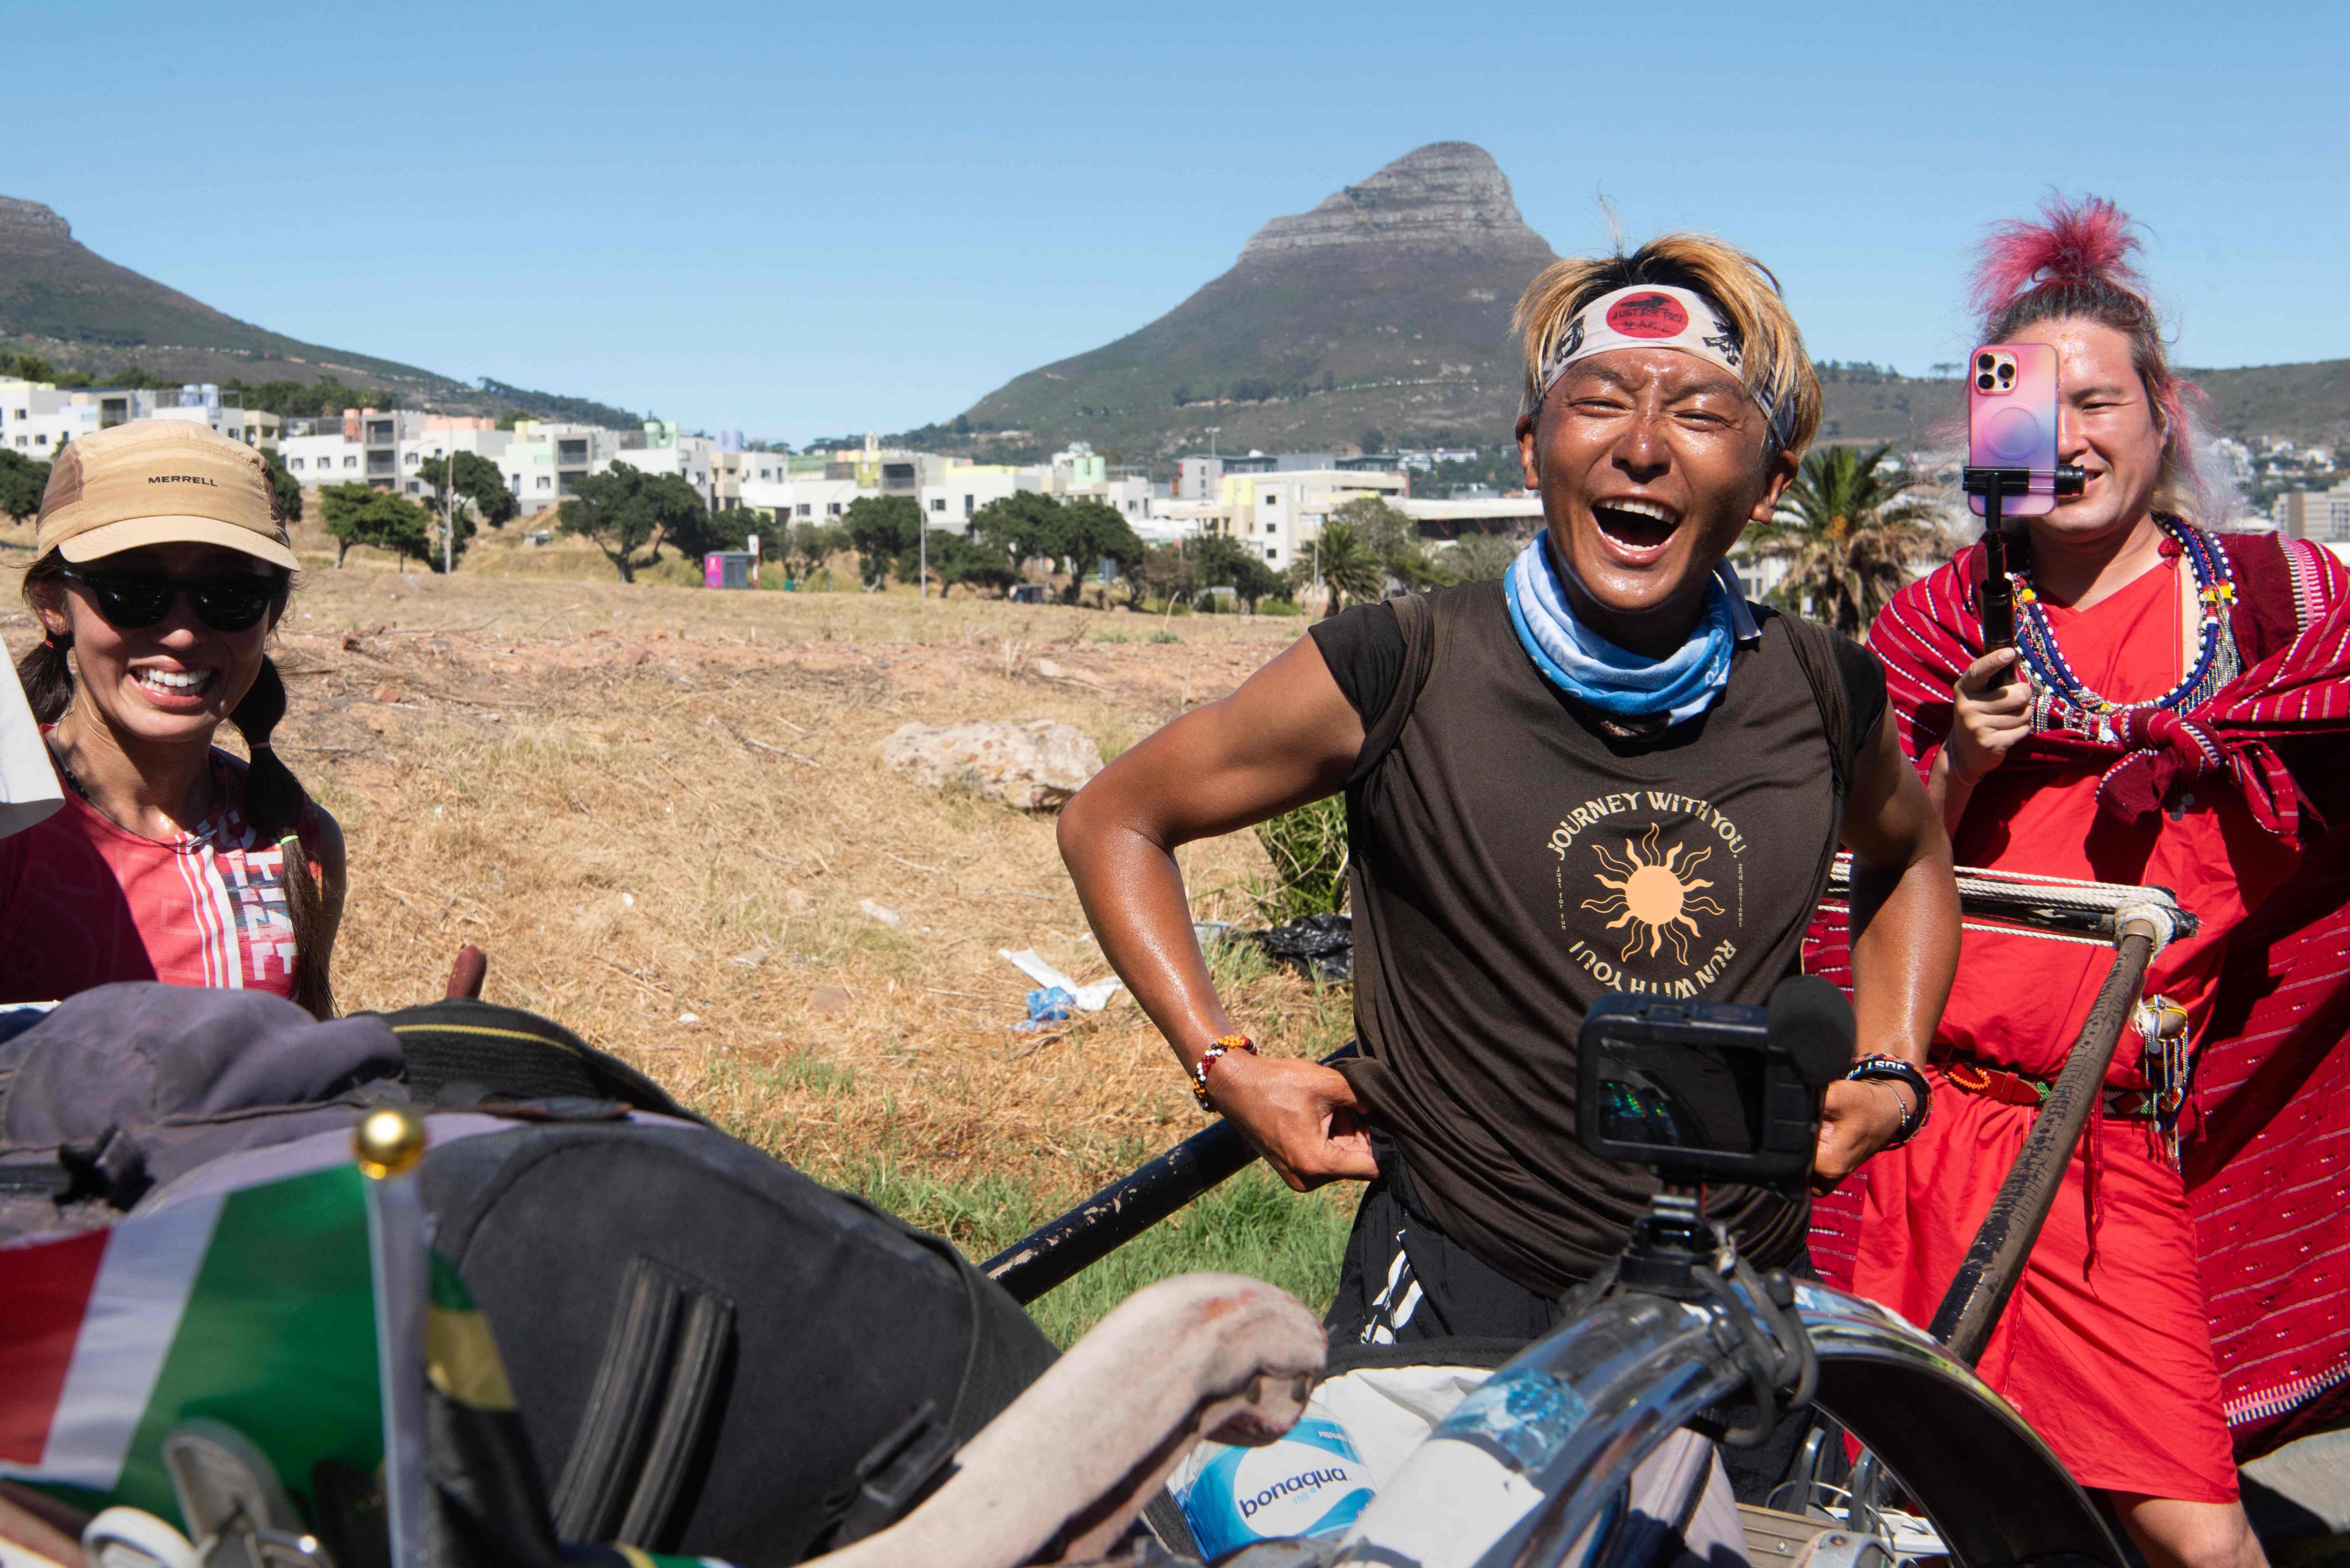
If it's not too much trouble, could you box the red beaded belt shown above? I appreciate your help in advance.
[1941,1059,2161,1120]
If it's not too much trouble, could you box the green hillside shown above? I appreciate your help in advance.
[0,194,638,426]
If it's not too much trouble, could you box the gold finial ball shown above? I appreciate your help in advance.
[354,1107,428,1180]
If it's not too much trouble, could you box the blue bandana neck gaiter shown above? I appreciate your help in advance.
[1502,531,1735,726]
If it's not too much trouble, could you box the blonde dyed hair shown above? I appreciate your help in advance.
[1514,232,1823,459]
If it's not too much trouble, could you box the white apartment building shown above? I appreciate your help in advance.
[279,408,432,489]
[500,421,625,510]
[1208,469,1409,572]
[918,462,1023,528]
[2,381,279,457]
[739,476,867,522]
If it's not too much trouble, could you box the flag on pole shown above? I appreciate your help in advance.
[1,1149,744,1568]
[0,1165,378,1524]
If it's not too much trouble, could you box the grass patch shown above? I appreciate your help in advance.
[1252,796,1349,922]
[1020,1168,1354,1347]
[830,1150,1355,1347]
[1149,630,1181,644]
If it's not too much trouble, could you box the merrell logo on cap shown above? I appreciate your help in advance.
[148,474,222,487]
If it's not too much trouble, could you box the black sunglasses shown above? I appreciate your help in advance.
[57,566,285,633]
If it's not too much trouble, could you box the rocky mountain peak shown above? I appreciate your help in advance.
[1237,141,1551,264]
[0,197,72,243]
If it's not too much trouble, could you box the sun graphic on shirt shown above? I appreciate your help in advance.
[1582,823,1728,964]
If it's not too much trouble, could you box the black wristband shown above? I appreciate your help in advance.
[1846,1055,1931,1147]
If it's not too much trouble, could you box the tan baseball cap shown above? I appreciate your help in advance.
[34,419,298,570]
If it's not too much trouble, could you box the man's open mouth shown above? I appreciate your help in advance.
[1591,497,1682,558]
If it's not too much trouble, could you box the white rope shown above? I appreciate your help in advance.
[1826,853,2196,946]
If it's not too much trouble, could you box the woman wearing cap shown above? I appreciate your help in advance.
[1060,234,1959,1477]
[1,419,343,1019]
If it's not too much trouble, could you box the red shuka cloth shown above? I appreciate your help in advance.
[1808,526,2350,1477]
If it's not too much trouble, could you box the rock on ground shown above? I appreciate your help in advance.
[883,720,1104,811]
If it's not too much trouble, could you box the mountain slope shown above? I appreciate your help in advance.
[952,144,2350,464]
[0,196,644,425]
[0,196,457,392]
[958,143,1559,459]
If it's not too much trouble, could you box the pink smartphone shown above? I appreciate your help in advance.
[1967,342,2059,517]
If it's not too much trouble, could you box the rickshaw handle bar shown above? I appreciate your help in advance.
[982,1044,1357,1304]
[987,868,2186,1309]
[1925,906,2173,1363]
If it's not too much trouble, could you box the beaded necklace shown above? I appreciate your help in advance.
[2006,515,2240,746]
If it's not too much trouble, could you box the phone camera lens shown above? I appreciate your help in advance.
[1978,374,1996,390]
[1978,353,1996,371]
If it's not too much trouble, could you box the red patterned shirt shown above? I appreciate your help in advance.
[0,748,317,1005]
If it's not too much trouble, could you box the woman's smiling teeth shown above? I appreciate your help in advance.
[134,667,215,698]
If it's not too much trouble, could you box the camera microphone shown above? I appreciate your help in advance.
[1768,976,1855,1087]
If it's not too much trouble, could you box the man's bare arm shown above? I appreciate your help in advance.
[1813,710,1961,1190]
[1058,635,1380,1188]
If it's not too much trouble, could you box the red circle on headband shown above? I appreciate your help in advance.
[1606,293,1688,338]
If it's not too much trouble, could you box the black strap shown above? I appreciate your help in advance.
[811,1401,960,1551]
[548,1255,736,1547]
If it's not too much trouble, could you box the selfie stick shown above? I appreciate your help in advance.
[1924,898,2180,1364]
[1963,466,2085,654]
[982,1044,1357,1305]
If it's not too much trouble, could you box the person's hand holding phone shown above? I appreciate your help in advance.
[1947,648,2033,785]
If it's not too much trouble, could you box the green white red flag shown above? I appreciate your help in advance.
[0,1164,379,1520]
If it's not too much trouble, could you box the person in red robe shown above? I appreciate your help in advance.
[1854,198,2350,1568]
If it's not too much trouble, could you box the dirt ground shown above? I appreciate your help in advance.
[0,520,1355,1229]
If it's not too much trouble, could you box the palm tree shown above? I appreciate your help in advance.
[1303,521,1389,617]
[1746,442,1948,639]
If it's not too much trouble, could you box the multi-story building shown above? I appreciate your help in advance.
[280,408,433,489]
[2,380,280,458]
[499,420,626,510]
[2274,485,2350,543]
[1203,468,1409,571]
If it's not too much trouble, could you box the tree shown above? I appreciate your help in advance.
[556,462,709,582]
[0,450,49,524]
[1330,494,1438,587]
[418,451,519,531]
[1057,500,1147,603]
[927,533,1018,597]
[1132,544,1197,609]
[1302,520,1386,617]
[841,495,923,589]
[779,520,847,586]
[1443,528,1527,585]
[318,483,444,570]
[1746,442,1947,639]
[6,353,55,384]
[257,448,304,527]
[972,491,1069,575]
[1190,533,1283,610]
[662,489,749,561]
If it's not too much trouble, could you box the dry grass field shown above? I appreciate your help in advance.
[0,519,1359,1340]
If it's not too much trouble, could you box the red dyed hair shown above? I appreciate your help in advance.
[1970,194,2212,519]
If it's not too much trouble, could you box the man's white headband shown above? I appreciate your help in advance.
[1535,283,1799,452]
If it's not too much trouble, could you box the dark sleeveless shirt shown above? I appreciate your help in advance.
[1315,578,1874,1297]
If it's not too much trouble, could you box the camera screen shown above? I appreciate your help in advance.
[1592,1040,1766,1156]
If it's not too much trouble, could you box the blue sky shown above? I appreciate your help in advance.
[7,0,2344,443]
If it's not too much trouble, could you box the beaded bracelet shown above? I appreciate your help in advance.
[1190,1034,1257,1109]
